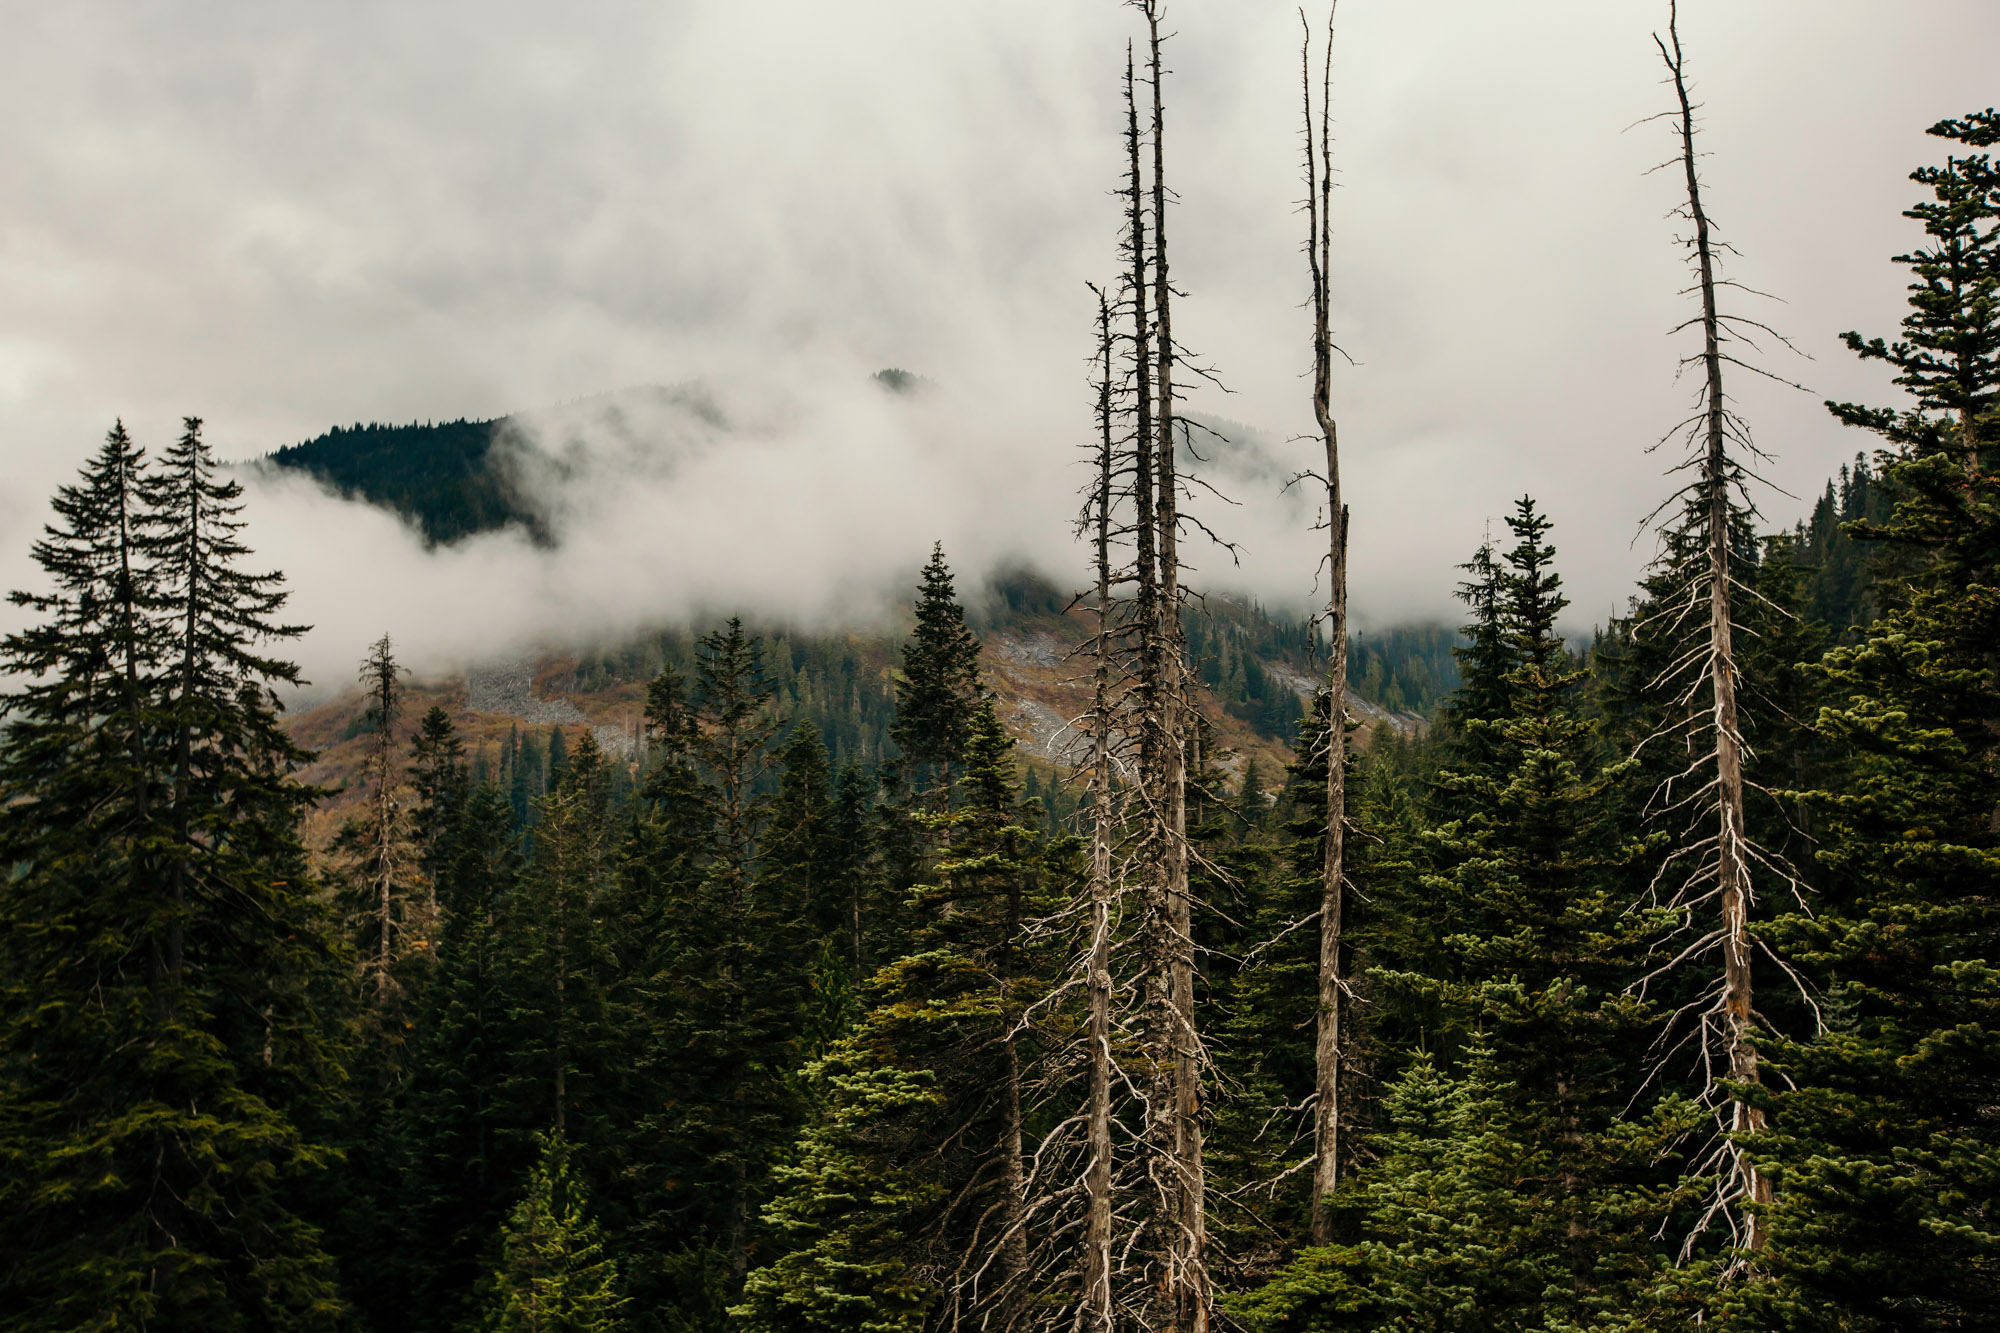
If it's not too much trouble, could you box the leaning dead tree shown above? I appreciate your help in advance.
[1635,2,1809,1258]
[1298,3,1350,1247]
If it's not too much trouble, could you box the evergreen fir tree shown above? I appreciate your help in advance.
[1827,108,2000,476]
[744,699,1077,1328]
[397,779,524,1333]
[1739,108,2000,1331]
[0,419,347,1329]
[825,762,886,982]
[1414,501,1663,1321]
[766,725,836,935]
[549,724,570,784]
[482,1135,630,1333]
[646,620,805,1299]
[888,543,985,801]
[411,704,471,916]
[497,733,618,1151]
[1250,1054,1539,1333]
[731,1057,941,1333]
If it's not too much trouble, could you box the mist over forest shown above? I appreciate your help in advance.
[1,3,1996,1331]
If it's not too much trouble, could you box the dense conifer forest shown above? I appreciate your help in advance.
[1,7,1995,1332]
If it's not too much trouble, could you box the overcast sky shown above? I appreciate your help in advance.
[1,1,1994,682]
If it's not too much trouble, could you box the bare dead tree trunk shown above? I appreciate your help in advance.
[1002,1031,1030,1284]
[1124,47,1157,700]
[1658,1,1769,1250]
[555,835,568,1142]
[1080,286,1118,1333]
[1121,46,1183,1333]
[1140,9,1207,1328]
[114,437,149,829]
[1300,5,1350,1248]
[362,634,403,1007]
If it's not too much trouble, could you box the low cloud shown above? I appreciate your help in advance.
[244,360,1093,692]
[4,0,1997,692]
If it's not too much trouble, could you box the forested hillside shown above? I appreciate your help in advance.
[266,417,542,547]
[1,8,1994,1333]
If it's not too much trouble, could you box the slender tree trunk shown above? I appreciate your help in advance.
[1960,363,1980,481]
[368,639,400,1005]
[729,1122,749,1283]
[115,443,148,826]
[1123,47,1180,1333]
[1661,5,1768,1247]
[169,439,199,999]
[553,802,569,1141]
[1082,289,1118,1333]
[1301,7,1350,1248]
[1142,10,1206,1327]
[1001,1032,1029,1283]
[1125,47,1157,730]
[852,883,864,986]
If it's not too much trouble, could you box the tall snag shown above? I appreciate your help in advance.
[1299,3,1350,1247]
[355,633,416,1008]
[1639,3,1807,1255]
[1138,6,1208,1327]
[1080,285,1120,1333]
[1118,39,1184,1333]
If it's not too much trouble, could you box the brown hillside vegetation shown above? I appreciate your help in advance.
[284,607,1410,851]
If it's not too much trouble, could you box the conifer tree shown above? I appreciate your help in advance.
[549,724,570,784]
[482,1135,630,1333]
[731,1059,941,1333]
[498,733,618,1149]
[337,634,427,1024]
[889,544,984,802]
[1079,284,1122,1333]
[0,421,157,818]
[1827,108,1999,478]
[397,778,524,1333]
[743,700,1076,1330]
[1247,1054,1537,1333]
[1627,9,1801,1255]
[767,726,836,935]
[412,703,471,913]
[1738,108,2000,1331]
[1412,501,1662,1319]
[324,636,431,1332]
[0,419,347,1328]
[648,621,804,1293]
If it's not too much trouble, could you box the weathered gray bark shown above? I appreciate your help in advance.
[362,635,403,1006]
[1001,1033,1030,1287]
[1081,288,1117,1333]
[1300,6,1350,1248]
[1659,3,1769,1247]
[1120,47,1181,1333]
[1141,8,1207,1328]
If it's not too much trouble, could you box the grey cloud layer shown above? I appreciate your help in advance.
[2,0,1994,684]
